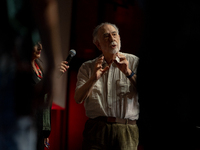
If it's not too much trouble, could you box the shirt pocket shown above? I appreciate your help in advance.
[116,80,130,97]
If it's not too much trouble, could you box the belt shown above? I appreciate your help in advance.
[91,116,136,125]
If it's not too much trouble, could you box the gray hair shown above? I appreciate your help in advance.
[92,22,119,44]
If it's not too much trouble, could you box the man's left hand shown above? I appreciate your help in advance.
[114,53,132,76]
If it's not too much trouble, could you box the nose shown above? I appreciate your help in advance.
[37,43,42,50]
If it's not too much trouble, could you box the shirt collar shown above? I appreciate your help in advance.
[99,54,118,69]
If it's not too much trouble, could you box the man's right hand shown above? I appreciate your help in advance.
[92,56,109,81]
[74,56,109,104]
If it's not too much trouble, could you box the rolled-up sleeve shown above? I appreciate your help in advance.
[75,61,92,91]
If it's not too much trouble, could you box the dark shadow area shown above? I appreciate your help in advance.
[137,0,200,149]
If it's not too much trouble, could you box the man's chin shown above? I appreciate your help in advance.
[110,48,119,54]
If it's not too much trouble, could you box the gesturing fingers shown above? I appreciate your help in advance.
[101,66,109,73]
[116,53,126,62]
[95,56,104,69]
[114,53,130,75]
[93,56,109,80]
[114,53,126,65]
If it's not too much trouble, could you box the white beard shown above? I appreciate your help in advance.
[109,41,121,54]
[110,48,119,54]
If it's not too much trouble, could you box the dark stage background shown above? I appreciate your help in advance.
[4,0,197,149]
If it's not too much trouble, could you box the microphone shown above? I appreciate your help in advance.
[65,49,76,65]
[57,49,76,78]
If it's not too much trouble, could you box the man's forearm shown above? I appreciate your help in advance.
[125,69,137,91]
[129,74,137,90]
[74,76,97,104]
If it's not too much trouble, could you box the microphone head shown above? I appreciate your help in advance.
[69,49,76,57]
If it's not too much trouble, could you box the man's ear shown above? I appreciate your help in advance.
[95,41,102,51]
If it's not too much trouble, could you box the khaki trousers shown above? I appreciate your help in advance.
[82,118,139,150]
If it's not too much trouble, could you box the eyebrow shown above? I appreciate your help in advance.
[103,31,118,36]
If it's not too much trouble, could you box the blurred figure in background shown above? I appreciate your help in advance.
[0,0,63,149]
[31,42,51,150]
[31,42,69,150]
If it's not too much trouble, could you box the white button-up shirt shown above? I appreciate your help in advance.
[75,52,139,120]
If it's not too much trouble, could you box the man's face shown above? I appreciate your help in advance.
[96,24,121,55]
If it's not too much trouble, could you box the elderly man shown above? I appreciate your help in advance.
[74,22,139,150]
